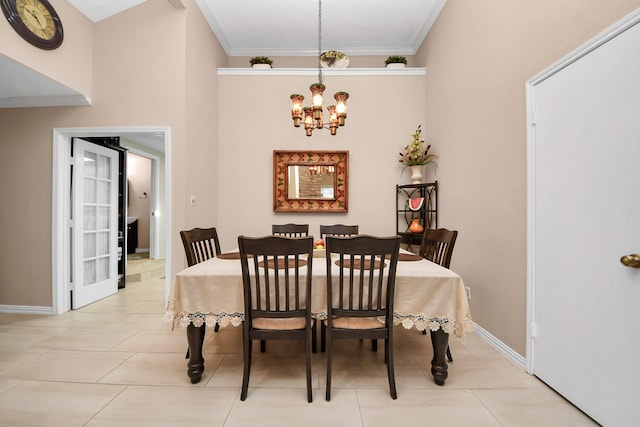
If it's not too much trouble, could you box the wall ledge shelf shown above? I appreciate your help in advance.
[218,67,426,76]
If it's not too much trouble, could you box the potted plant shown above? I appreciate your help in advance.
[385,55,407,68]
[398,125,437,183]
[250,56,273,68]
[320,50,349,68]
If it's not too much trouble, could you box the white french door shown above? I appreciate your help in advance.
[71,138,119,308]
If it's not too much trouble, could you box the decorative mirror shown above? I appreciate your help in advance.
[273,150,349,212]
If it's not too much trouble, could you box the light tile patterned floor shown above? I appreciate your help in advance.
[0,261,598,426]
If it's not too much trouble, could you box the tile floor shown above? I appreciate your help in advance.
[0,261,598,426]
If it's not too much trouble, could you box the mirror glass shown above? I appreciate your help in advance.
[287,165,336,200]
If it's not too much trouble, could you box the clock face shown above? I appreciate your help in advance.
[1,0,63,49]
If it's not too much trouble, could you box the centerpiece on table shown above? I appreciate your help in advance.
[398,125,438,184]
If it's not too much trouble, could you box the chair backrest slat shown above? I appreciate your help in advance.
[419,228,458,269]
[272,223,309,237]
[326,235,400,319]
[239,235,313,320]
[320,224,359,240]
[180,227,221,267]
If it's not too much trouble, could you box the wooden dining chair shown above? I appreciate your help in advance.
[419,227,458,362]
[319,224,359,352]
[272,223,309,237]
[238,235,315,402]
[419,227,458,269]
[180,227,222,267]
[319,224,359,239]
[324,235,401,401]
[179,227,223,358]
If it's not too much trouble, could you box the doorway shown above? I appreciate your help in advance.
[52,126,171,314]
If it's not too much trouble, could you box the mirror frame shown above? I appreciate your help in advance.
[273,150,349,213]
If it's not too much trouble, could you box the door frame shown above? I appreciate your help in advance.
[525,8,640,374]
[125,147,161,259]
[52,126,172,314]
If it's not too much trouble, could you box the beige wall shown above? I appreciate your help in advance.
[416,0,640,355]
[0,0,94,97]
[217,72,426,251]
[0,0,222,307]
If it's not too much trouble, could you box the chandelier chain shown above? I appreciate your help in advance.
[317,0,323,84]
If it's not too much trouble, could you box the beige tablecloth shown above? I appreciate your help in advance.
[164,252,474,338]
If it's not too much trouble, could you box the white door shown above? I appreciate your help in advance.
[71,138,119,308]
[528,11,640,426]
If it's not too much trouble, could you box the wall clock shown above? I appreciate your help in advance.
[1,0,63,50]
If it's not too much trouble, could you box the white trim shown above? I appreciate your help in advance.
[525,7,640,375]
[217,67,427,76]
[0,305,53,315]
[474,323,527,370]
[51,130,71,314]
[52,126,172,314]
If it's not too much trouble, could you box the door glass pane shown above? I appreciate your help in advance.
[84,152,97,177]
[97,206,109,229]
[84,259,96,285]
[84,178,96,203]
[84,233,96,258]
[84,206,96,230]
[97,180,110,204]
[97,231,109,256]
[97,155,111,179]
[97,257,109,281]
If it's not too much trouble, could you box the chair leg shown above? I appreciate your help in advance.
[320,321,326,352]
[306,331,313,403]
[446,345,453,363]
[312,321,317,353]
[325,331,332,401]
[371,339,378,352]
[260,340,266,352]
[240,334,252,401]
[214,322,220,332]
[385,338,397,399]
[185,348,189,359]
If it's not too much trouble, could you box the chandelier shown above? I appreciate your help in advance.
[290,0,349,136]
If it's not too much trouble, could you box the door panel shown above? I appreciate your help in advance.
[72,139,119,308]
[529,15,640,426]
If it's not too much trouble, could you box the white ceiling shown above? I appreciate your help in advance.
[0,0,445,111]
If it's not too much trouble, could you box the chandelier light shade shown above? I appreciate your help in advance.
[290,0,349,136]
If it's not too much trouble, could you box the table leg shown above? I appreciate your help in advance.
[187,323,206,384]
[430,329,449,386]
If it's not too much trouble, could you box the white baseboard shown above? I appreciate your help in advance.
[473,323,527,370]
[0,305,54,315]
[135,248,149,253]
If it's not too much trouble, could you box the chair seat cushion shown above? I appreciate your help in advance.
[253,317,309,330]
[331,317,384,329]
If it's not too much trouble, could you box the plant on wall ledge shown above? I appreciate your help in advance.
[385,55,407,68]
[250,56,273,67]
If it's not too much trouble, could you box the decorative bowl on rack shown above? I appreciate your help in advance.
[320,50,349,68]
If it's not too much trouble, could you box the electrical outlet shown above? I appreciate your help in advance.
[465,286,471,300]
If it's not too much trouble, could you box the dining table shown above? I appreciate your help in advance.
[164,249,474,385]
